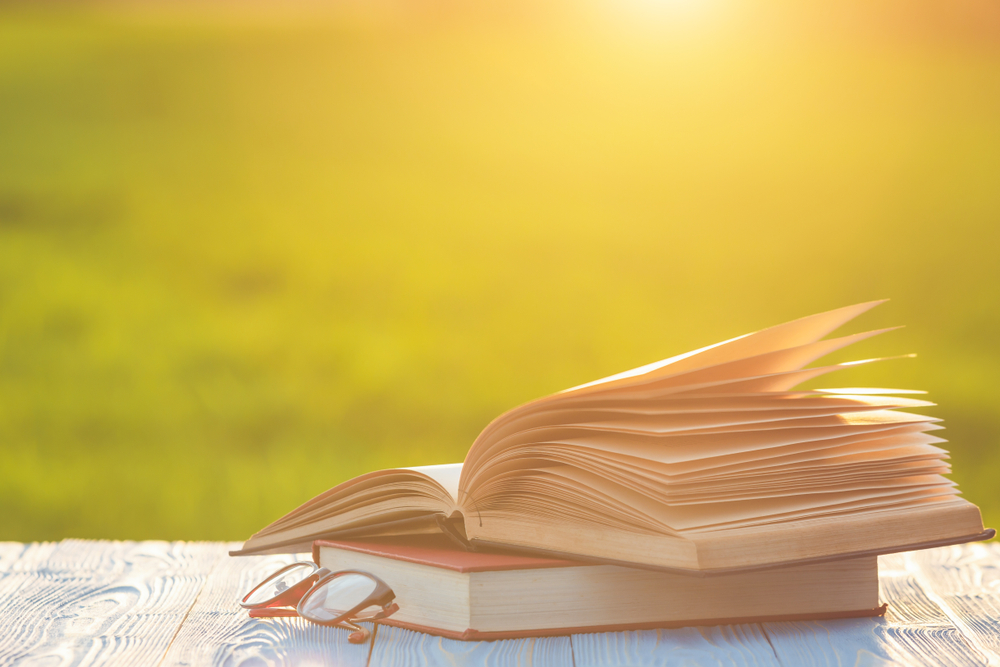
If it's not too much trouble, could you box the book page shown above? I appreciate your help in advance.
[558,301,886,395]
[242,302,986,569]
[407,463,463,503]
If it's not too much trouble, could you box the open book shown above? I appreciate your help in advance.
[234,302,991,572]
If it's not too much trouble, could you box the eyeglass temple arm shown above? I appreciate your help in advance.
[246,603,397,623]
[248,608,299,618]
[246,608,374,636]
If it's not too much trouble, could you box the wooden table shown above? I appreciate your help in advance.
[2,541,998,666]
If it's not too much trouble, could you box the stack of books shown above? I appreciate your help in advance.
[234,301,992,638]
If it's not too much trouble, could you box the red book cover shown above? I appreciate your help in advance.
[312,535,888,641]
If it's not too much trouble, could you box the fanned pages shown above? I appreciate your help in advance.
[234,302,990,572]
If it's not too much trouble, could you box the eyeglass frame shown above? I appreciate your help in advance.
[240,561,399,643]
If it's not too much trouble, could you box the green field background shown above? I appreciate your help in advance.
[1,0,998,541]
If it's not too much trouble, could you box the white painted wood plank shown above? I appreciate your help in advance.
[159,545,371,667]
[571,625,779,667]
[369,625,573,667]
[0,542,58,574]
[0,540,223,667]
[4,541,999,667]
[907,543,1000,665]
[0,543,30,573]
[758,617,904,667]
[761,551,990,666]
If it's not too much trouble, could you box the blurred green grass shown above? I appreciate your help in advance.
[1,0,998,541]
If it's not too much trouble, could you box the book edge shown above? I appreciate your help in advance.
[230,513,460,557]
[465,527,995,577]
[373,604,889,641]
[312,540,584,573]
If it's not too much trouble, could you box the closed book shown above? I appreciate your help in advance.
[313,535,884,641]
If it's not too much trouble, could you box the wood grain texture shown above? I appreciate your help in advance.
[908,543,1000,665]
[369,624,573,667]
[571,625,779,667]
[159,544,371,667]
[0,539,223,667]
[761,550,991,666]
[3,541,1000,667]
[0,542,58,574]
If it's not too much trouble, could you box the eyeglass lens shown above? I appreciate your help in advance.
[298,573,378,623]
[243,563,315,606]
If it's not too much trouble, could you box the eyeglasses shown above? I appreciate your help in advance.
[240,562,399,643]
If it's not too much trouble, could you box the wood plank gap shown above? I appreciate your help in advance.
[366,621,379,667]
[756,622,783,666]
[905,550,1000,666]
[154,546,223,667]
